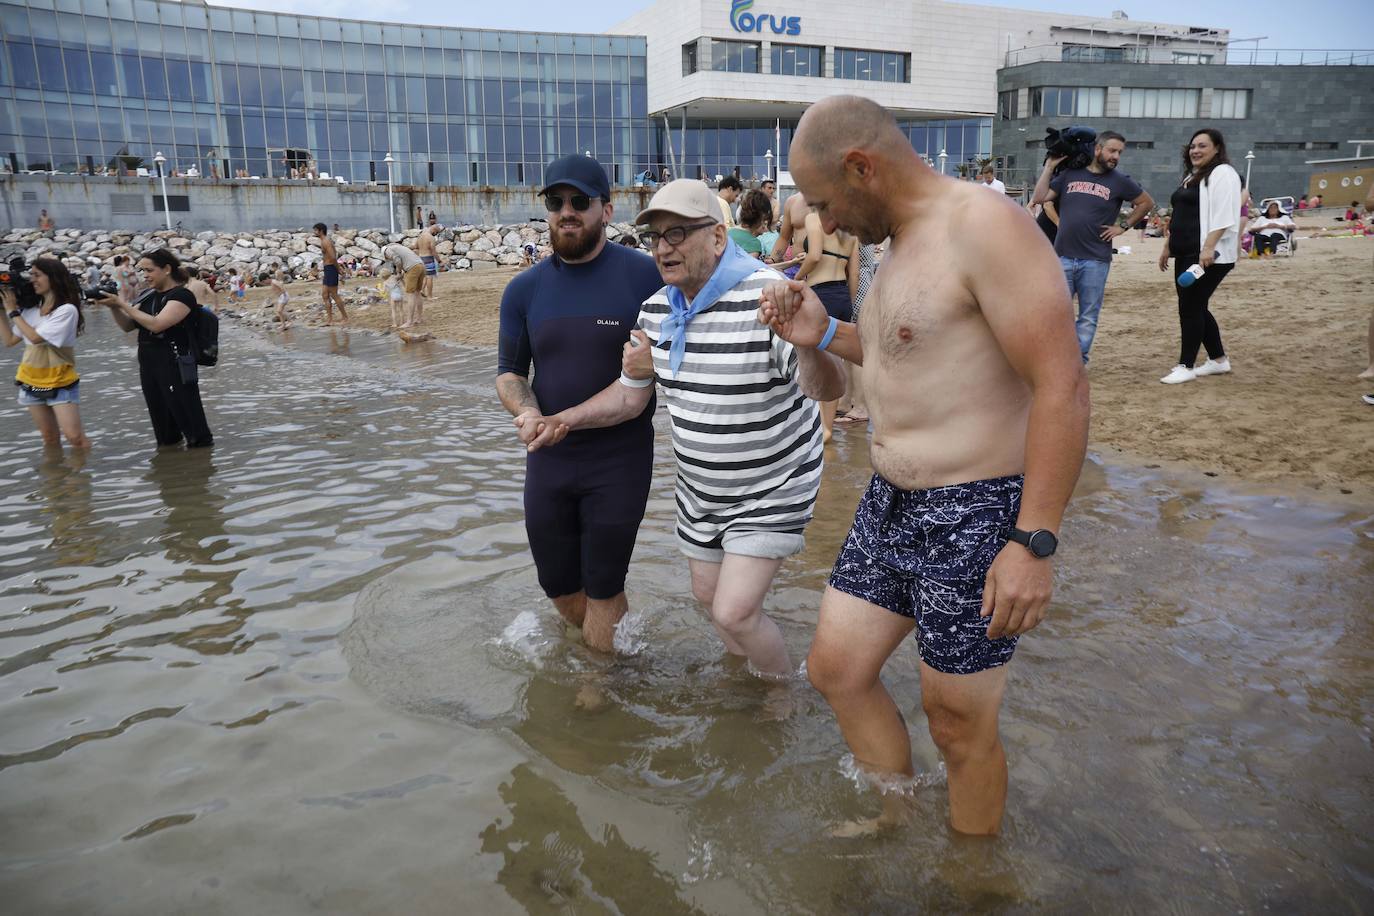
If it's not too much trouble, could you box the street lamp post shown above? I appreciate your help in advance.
[937,148,948,175]
[153,150,171,231]
[383,153,395,235]
[764,148,774,184]
[1244,150,1255,192]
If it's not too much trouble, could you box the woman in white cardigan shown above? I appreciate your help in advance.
[1157,128,1241,384]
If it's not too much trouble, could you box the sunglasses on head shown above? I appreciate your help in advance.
[544,192,595,212]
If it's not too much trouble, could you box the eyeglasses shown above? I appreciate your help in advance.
[638,221,717,249]
[544,192,594,212]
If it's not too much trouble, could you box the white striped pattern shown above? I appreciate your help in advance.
[639,267,824,550]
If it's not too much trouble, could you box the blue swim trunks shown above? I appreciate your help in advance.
[828,473,1024,675]
[422,255,438,276]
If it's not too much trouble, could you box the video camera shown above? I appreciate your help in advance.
[0,257,40,311]
[1044,125,1098,173]
[82,279,119,301]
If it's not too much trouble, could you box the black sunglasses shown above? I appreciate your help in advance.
[544,192,595,212]
[638,221,717,249]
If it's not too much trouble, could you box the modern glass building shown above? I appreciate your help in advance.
[0,0,652,187]
[0,0,1227,191]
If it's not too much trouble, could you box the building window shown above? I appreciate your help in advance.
[1120,87,1200,119]
[997,90,1019,120]
[1030,86,1105,118]
[1255,141,1338,151]
[770,43,822,77]
[835,48,909,83]
[1061,45,1128,63]
[683,41,699,76]
[711,40,759,74]
[1213,89,1249,119]
[1172,52,1214,64]
[1125,140,1154,149]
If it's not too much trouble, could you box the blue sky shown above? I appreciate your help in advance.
[217,0,1373,50]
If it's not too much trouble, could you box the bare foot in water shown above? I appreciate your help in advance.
[1359,366,1374,379]
[574,682,606,712]
[830,816,891,839]
[759,684,796,722]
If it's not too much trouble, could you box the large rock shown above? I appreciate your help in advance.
[450,240,470,255]
[496,251,522,266]
[470,237,494,252]
[502,231,523,248]
[459,229,482,242]
[436,240,453,255]
[467,249,496,262]
[454,258,471,270]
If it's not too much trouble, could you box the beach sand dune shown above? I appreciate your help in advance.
[249,233,1373,499]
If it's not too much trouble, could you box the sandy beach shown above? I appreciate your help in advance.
[238,224,1374,500]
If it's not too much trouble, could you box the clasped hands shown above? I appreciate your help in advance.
[515,329,658,453]
[757,278,829,346]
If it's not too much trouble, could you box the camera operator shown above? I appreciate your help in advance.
[96,248,213,449]
[1032,130,1153,364]
[0,257,91,449]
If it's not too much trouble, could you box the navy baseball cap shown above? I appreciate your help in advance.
[539,154,611,200]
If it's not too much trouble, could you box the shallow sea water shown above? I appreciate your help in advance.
[1,312,1371,914]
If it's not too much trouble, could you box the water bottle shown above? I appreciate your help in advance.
[1177,264,1205,288]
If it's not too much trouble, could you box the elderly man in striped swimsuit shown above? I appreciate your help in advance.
[527,179,846,680]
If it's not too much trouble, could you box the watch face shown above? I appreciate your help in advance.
[1029,530,1058,557]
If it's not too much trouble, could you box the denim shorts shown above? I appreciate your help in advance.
[829,473,1024,675]
[17,380,80,407]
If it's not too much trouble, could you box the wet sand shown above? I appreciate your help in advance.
[236,229,1374,500]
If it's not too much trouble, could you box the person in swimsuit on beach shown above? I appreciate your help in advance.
[314,223,347,325]
[795,208,859,441]
[759,95,1088,836]
[417,223,441,300]
[264,270,290,328]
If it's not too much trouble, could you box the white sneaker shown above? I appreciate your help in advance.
[1195,357,1231,377]
[1160,365,1196,384]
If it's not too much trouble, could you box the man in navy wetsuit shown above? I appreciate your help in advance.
[495,154,664,652]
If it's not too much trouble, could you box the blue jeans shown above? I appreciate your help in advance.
[1059,257,1111,362]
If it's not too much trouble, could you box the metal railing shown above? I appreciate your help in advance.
[1004,45,1374,68]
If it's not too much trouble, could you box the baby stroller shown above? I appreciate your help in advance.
[1246,196,1298,257]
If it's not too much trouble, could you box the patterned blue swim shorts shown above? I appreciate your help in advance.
[828,473,1024,675]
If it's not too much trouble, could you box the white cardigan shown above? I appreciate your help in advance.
[1197,163,1242,264]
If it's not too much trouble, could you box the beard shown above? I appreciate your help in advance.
[550,219,604,261]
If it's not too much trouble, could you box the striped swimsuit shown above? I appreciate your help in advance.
[638,266,824,553]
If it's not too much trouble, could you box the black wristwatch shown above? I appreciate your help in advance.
[1009,527,1058,558]
[7,310,21,320]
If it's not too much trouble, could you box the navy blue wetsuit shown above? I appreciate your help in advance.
[498,241,663,600]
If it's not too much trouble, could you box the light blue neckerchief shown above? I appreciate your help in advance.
[659,238,761,377]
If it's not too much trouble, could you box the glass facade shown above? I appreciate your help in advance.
[0,0,651,186]
[661,116,991,183]
[1030,86,1106,118]
[0,0,991,188]
[834,48,909,83]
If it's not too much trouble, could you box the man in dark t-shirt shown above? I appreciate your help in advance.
[1032,131,1153,363]
[495,154,664,655]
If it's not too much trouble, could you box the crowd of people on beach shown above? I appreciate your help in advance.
[5,97,1373,839]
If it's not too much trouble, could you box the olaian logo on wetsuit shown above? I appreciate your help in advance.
[729,0,801,35]
[596,319,621,326]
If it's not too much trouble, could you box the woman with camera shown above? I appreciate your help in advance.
[97,249,213,448]
[0,257,91,449]
[1158,128,1241,385]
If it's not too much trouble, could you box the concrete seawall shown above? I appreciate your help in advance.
[1,174,656,233]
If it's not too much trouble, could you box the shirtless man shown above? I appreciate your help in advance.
[313,223,348,325]
[767,191,809,271]
[416,223,440,299]
[382,239,425,328]
[759,96,1089,836]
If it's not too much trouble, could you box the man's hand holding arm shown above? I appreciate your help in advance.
[964,199,1090,640]
[758,279,850,401]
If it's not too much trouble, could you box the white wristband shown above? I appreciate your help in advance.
[619,372,653,388]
